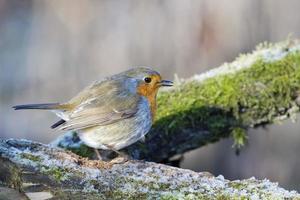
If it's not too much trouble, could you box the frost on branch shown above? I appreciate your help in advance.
[0,139,299,199]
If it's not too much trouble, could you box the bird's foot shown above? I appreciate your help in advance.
[109,155,129,164]
[94,148,103,160]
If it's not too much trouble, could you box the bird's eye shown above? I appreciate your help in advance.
[144,77,152,83]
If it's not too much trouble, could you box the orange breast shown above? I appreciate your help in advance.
[137,84,158,121]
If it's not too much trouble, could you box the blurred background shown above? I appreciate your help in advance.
[0,0,299,191]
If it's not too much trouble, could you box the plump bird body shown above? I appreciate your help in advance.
[13,67,173,153]
[79,97,151,150]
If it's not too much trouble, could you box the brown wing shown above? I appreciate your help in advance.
[56,78,141,131]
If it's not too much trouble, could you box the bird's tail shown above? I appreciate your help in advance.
[13,103,62,110]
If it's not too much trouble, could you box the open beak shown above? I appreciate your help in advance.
[159,80,173,87]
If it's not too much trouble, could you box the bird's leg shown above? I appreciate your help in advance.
[106,145,129,164]
[110,148,123,156]
[94,148,103,160]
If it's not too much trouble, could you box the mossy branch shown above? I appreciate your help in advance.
[0,139,299,199]
[125,39,300,162]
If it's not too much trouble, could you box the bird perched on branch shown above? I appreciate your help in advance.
[13,67,173,162]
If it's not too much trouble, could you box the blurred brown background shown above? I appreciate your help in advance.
[0,0,299,191]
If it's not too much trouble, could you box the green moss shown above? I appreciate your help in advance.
[156,53,300,129]
[67,143,94,158]
[94,174,298,199]
[104,190,148,200]
[160,194,205,200]
[160,193,245,200]
[41,166,68,182]
[161,195,179,200]
[19,152,69,182]
[231,128,248,150]
[98,176,250,200]
[57,132,95,158]
[50,191,107,200]
[0,161,23,191]
[215,194,236,200]
[228,182,248,190]
[20,153,42,162]
[19,152,72,183]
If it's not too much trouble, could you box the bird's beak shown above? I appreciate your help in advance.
[158,80,173,87]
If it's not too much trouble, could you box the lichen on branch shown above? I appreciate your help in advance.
[0,139,299,199]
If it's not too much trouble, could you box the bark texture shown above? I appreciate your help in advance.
[0,139,299,200]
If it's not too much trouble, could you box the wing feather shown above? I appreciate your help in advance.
[56,77,140,131]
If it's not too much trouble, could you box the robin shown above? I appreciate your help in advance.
[13,67,173,161]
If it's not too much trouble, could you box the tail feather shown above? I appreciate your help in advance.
[13,103,61,110]
[51,119,66,129]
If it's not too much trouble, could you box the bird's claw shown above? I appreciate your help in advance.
[109,155,129,164]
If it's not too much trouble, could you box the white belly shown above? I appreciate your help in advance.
[78,97,152,150]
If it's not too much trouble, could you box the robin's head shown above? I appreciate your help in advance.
[122,67,173,97]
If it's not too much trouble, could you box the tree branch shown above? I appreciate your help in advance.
[0,139,299,199]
